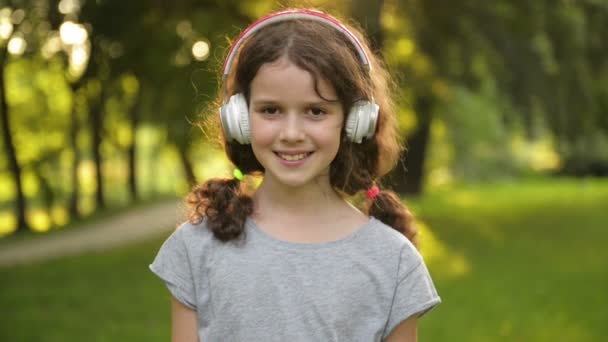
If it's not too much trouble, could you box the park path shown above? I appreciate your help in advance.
[0,199,184,267]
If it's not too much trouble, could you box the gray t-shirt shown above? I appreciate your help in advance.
[150,217,441,341]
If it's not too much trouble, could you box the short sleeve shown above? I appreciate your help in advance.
[383,246,441,338]
[149,227,196,309]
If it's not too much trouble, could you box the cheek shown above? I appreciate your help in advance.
[249,116,276,147]
[317,122,343,153]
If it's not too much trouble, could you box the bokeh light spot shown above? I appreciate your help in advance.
[0,211,17,235]
[60,21,88,45]
[192,40,210,61]
[28,209,51,233]
[7,34,26,55]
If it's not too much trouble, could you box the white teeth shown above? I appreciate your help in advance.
[278,153,309,161]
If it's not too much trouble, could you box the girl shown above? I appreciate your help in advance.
[150,8,441,342]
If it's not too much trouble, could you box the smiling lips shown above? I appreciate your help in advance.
[275,151,313,162]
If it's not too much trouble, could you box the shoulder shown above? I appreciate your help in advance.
[367,217,417,251]
[174,218,214,240]
[367,217,423,267]
[166,218,219,255]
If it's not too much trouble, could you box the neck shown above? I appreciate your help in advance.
[252,178,346,219]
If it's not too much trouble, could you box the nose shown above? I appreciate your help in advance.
[279,112,304,142]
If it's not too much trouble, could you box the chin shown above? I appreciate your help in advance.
[268,172,330,190]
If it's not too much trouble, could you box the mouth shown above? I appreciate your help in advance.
[274,151,314,162]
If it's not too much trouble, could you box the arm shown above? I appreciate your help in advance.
[384,316,418,342]
[171,295,199,342]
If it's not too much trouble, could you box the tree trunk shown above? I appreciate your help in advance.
[35,168,54,214]
[351,0,385,51]
[127,87,142,202]
[387,95,433,195]
[90,88,105,209]
[68,83,81,218]
[0,48,29,232]
[178,145,197,188]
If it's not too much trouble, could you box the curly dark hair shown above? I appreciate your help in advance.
[187,11,418,247]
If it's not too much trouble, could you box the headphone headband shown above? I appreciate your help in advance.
[222,9,372,80]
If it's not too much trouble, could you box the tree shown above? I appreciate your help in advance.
[396,0,608,177]
[351,0,435,195]
[0,4,32,233]
[0,35,29,232]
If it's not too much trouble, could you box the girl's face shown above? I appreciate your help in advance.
[248,56,344,191]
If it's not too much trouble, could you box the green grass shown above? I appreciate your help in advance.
[1,177,607,341]
[0,235,171,342]
[414,177,608,341]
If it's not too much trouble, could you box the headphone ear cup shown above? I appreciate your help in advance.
[345,107,360,142]
[220,93,250,144]
[345,100,380,143]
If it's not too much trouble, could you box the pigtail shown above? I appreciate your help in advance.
[367,189,419,248]
[186,178,254,242]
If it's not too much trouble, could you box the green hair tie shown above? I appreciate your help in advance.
[233,168,244,181]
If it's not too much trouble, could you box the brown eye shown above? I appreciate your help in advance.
[309,107,326,117]
[262,106,278,115]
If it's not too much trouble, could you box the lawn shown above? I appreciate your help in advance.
[414,177,608,341]
[1,177,607,341]
[0,237,170,341]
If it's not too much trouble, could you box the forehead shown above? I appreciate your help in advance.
[250,56,337,101]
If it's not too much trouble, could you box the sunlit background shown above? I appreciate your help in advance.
[0,0,607,341]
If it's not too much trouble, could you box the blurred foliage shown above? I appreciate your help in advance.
[438,83,519,182]
[378,0,608,188]
[0,0,606,234]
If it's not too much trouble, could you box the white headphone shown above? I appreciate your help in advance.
[220,9,379,144]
